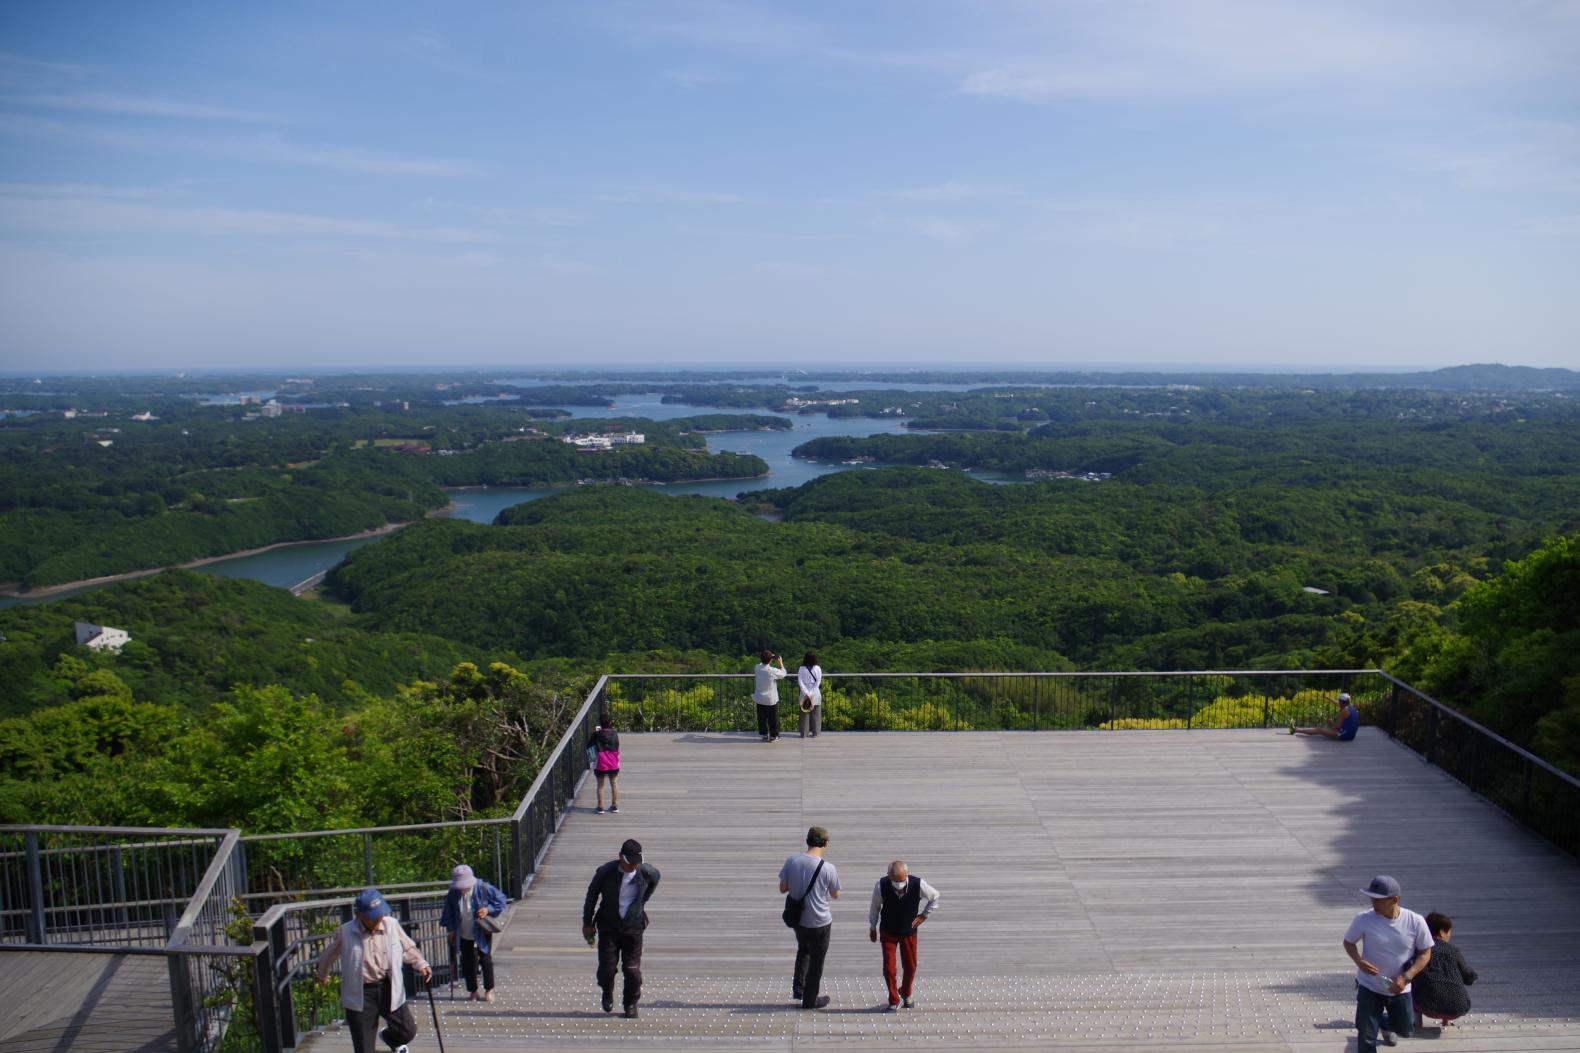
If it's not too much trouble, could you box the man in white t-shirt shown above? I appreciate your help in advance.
[1343,875,1434,1052]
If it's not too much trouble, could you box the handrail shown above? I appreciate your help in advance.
[242,817,507,843]
[610,667,1380,680]
[1375,671,1580,790]
[167,830,240,947]
[512,674,608,823]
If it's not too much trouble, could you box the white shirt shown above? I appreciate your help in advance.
[618,867,641,916]
[797,665,823,706]
[753,662,786,705]
[458,888,475,940]
[1345,907,1434,994]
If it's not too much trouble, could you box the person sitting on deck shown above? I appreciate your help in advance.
[1292,692,1360,740]
[1412,912,1478,1030]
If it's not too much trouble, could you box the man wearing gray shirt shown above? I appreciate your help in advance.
[778,825,841,1009]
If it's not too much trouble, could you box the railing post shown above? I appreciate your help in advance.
[111,844,130,931]
[1186,675,1196,730]
[1426,706,1438,766]
[168,953,197,1053]
[509,817,526,898]
[1388,681,1400,738]
[255,912,295,1050]
[363,834,375,887]
[24,830,46,944]
[252,949,282,1053]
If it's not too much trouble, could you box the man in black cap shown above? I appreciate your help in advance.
[583,839,661,1018]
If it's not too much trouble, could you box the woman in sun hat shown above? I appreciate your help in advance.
[440,864,507,1002]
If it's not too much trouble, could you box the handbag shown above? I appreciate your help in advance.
[585,744,598,767]
[476,912,504,936]
[782,858,826,929]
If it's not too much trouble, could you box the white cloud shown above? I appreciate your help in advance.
[585,185,760,205]
[1417,120,1580,195]
[1521,214,1580,238]
[1037,197,1253,249]
[664,68,730,88]
[2,91,283,123]
[0,114,476,178]
[887,182,1008,202]
[902,218,979,243]
[957,1,1578,103]
[754,260,832,277]
[0,187,495,243]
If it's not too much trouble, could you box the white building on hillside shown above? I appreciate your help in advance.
[75,621,132,652]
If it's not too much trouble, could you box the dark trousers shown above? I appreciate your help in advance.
[793,923,832,1007]
[460,938,494,992]
[597,929,644,1006]
[346,976,417,1053]
[881,930,918,1004]
[756,703,780,739]
[1356,984,1415,1053]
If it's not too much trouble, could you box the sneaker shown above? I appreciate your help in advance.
[902,997,914,1009]
[801,995,830,1010]
[1380,1031,1397,1047]
[609,806,619,814]
[595,806,604,814]
[1288,722,1297,734]
[602,992,614,1013]
[623,1004,639,1019]
[396,1046,410,1053]
[884,1002,898,1013]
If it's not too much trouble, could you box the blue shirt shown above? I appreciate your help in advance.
[1338,704,1360,741]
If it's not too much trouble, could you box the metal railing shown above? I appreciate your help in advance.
[0,825,232,947]
[1376,673,1580,857]
[600,669,1384,733]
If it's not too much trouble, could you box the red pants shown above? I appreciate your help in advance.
[880,930,918,1004]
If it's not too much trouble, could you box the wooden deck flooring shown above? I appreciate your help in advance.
[0,951,176,1053]
[294,729,1580,1050]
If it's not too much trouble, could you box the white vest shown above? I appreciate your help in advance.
[337,917,407,1012]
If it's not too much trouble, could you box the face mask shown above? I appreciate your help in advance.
[891,881,907,892]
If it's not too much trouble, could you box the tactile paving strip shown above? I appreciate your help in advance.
[298,970,1580,1047]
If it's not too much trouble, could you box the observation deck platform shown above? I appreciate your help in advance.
[299,729,1580,1051]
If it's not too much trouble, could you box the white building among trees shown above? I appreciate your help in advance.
[74,621,132,652]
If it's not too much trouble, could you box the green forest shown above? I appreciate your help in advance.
[2,372,1578,837]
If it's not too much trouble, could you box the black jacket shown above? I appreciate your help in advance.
[582,860,661,933]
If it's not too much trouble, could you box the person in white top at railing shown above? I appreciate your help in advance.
[316,887,432,1053]
[797,652,824,738]
[754,650,788,742]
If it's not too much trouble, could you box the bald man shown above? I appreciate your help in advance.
[867,860,940,1010]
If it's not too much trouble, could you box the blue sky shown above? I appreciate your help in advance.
[1,1,1577,372]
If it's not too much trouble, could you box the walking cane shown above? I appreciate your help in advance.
[426,974,447,1053]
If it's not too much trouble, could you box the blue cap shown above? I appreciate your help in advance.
[1362,875,1401,899]
[354,888,392,920]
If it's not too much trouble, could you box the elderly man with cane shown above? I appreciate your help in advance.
[317,888,433,1053]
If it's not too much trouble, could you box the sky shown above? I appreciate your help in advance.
[1,1,1578,373]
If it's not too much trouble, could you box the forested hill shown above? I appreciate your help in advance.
[323,473,1471,671]
[0,571,505,717]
